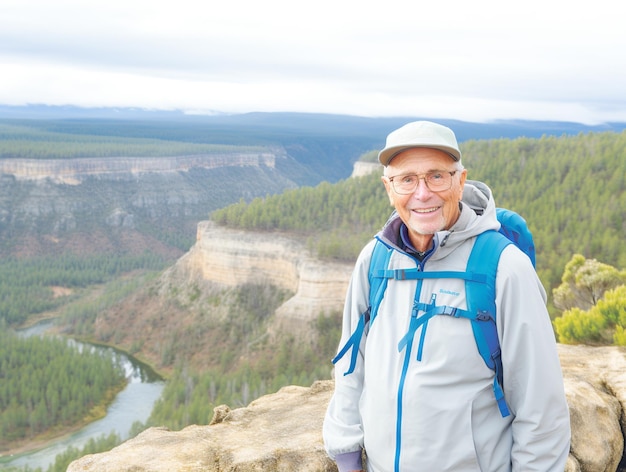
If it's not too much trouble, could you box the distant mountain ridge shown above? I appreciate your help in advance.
[2,104,625,143]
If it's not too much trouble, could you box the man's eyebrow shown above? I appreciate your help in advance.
[393,169,451,175]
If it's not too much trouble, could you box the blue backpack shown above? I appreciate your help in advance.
[332,208,536,418]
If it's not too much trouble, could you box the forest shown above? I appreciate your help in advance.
[0,117,379,182]
[0,328,126,446]
[0,121,268,159]
[0,252,169,326]
[0,254,166,463]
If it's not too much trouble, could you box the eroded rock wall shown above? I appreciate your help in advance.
[178,221,354,335]
[0,153,278,182]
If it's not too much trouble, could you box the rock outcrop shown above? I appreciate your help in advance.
[350,161,381,178]
[560,345,626,471]
[0,153,280,182]
[68,344,626,472]
[175,221,353,337]
[68,381,336,472]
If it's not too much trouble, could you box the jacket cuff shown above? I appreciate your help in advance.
[335,450,363,472]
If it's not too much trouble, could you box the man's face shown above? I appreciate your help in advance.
[382,147,467,251]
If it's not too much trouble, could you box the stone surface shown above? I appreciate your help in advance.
[68,345,626,472]
[560,344,626,472]
[68,381,337,472]
[177,221,353,337]
[0,153,279,182]
[350,161,381,178]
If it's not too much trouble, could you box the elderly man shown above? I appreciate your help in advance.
[323,121,570,472]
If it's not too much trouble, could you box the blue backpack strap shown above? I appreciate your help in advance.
[368,239,394,327]
[332,239,393,375]
[466,230,512,417]
[376,267,487,284]
[331,311,367,375]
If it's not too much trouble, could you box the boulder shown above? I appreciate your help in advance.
[560,344,626,471]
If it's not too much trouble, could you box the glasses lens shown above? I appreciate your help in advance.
[394,175,418,194]
[426,171,451,190]
[392,171,453,194]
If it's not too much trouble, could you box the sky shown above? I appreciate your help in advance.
[1,0,625,125]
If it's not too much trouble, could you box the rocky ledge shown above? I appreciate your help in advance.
[68,344,626,472]
[176,221,354,337]
[0,153,279,182]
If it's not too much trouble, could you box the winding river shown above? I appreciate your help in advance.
[1,321,165,471]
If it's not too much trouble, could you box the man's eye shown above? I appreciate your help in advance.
[429,172,444,181]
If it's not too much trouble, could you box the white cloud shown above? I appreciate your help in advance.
[1,0,625,124]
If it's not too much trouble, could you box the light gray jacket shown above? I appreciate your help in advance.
[323,181,570,472]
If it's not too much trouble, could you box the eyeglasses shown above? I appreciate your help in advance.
[387,170,458,194]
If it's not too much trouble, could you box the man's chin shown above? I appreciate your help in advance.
[408,222,443,236]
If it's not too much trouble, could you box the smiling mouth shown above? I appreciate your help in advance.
[413,207,440,214]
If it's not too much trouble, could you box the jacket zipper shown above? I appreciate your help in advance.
[394,274,424,472]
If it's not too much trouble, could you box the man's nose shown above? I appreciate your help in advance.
[412,177,432,197]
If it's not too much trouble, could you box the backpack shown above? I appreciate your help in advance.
[332,208,536,418]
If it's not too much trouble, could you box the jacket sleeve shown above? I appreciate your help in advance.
[322,242,374,470]
[497,246,571,471]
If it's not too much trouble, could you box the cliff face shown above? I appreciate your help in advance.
[350,160,381,178]
[0,153,279,182]
[0,150,302,257]
[177,221,353,337]
[68,344,626,472]
[159,159,377,337]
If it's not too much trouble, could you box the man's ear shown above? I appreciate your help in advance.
[381,176,395,205]
[457,169,468,200]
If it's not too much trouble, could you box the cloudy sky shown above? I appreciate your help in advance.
[1,0,624,124]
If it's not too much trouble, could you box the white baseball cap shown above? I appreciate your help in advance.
[378,121,461,166]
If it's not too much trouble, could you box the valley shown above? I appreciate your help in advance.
[1,111,626,470]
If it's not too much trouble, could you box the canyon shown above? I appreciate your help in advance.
[5,115,626,471]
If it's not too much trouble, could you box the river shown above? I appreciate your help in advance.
[0,321,165,471]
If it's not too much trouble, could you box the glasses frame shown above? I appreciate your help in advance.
[387,170,458,195]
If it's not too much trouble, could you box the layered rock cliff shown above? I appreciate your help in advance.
[68,344,626,472]
[174,221,353,337]
[0,150,302,257]
[350,161,381,178]
[0,152,279,183]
